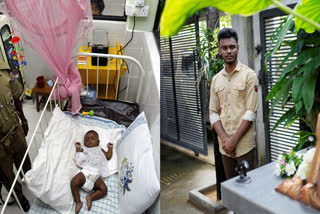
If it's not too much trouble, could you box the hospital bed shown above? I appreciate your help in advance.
[1,53,160,214]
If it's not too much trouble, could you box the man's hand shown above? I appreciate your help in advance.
[21,120,29,136]
[75,142,82,152]
[222,137,237,158]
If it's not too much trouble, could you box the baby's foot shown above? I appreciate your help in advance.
[75,201,83,214]
[86,195,92,210]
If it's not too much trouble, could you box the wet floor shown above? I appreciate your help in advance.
[160,143,233,214]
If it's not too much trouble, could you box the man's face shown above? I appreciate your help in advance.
[84,132,99,148]
[92,4,101,15]
[218,37,239,65]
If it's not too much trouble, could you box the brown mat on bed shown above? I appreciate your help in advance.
[79,96,139,127]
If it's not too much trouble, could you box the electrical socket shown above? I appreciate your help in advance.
[136,5,149,17]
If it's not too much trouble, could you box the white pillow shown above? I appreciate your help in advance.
[117,112,160,214]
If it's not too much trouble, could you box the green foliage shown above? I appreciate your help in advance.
[196,25,224,86]
[265,15,320,149]
[293,130,315,151]
[295,0,320,33]
[219,15,232,28]
[160,0,320,37]
[160,0,275,36]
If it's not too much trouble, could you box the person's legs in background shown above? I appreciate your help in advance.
[222,148,256,180]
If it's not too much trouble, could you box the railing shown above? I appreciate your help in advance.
[1,78,61,214]
[74,52,145,103]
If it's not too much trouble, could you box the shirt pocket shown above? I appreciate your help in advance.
[232,84,246,102]
[4,95,15,117]
[215,86,225,101]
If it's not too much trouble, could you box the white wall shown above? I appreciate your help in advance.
[117,28,160,180]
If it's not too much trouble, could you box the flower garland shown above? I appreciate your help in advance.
[274,150,303,178]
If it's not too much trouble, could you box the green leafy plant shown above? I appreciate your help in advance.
[160,0,320,37]
[219,15,232,28]
[264,3,320,150]
[265,25,320,130]
[293,130,315,151]
[196,24,223,86]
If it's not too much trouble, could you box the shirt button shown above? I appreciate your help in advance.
[0,104,2,108]
[6,117,8,120]
[228,91,230,94]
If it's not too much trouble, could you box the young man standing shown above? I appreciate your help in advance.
[209,28,258,179]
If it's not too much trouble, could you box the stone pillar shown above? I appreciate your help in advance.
[231,15,254,69]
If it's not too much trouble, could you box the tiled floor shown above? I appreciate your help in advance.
[0,101,51,213]
[161,144,234,214]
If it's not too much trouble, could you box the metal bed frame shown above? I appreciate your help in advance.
[1,52,144,213]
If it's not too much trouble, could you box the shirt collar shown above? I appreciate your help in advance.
[222,60,241,77]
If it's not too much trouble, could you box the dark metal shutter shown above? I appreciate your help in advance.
[160,16,208,155]
[260,5,299,162]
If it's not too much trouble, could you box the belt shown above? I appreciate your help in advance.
[0,125,18,145]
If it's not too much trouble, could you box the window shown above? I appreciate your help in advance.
[91,0,126,21]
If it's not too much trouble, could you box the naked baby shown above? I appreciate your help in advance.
[70,130,113,214]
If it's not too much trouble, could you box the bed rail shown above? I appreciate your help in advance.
[1,78,61,214]
[74,52,145,104]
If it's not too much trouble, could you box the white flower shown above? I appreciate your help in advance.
[296,162,311,180]
[303,148,315,164]
[274,163,281,176]
[296,148,315,180]
[285,161,296,176]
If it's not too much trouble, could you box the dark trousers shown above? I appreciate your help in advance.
[0,124,31,200]
[221,148,256,180]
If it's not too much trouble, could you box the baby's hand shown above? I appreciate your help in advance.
[107,143,113,149]
[75,142,81,149]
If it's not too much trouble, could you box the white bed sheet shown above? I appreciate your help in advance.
[30,173,120,214]
[25,107,125,214]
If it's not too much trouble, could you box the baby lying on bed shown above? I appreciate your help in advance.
[70,130,113,214]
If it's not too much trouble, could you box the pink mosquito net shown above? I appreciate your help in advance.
[1,0,93,114]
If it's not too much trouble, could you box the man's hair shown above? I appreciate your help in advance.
[218,28,238,43]
[91,0,105,13]
[86,130,99,139]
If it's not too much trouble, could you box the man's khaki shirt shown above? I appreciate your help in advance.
[209,61,258,157]
[0,70,22,135]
